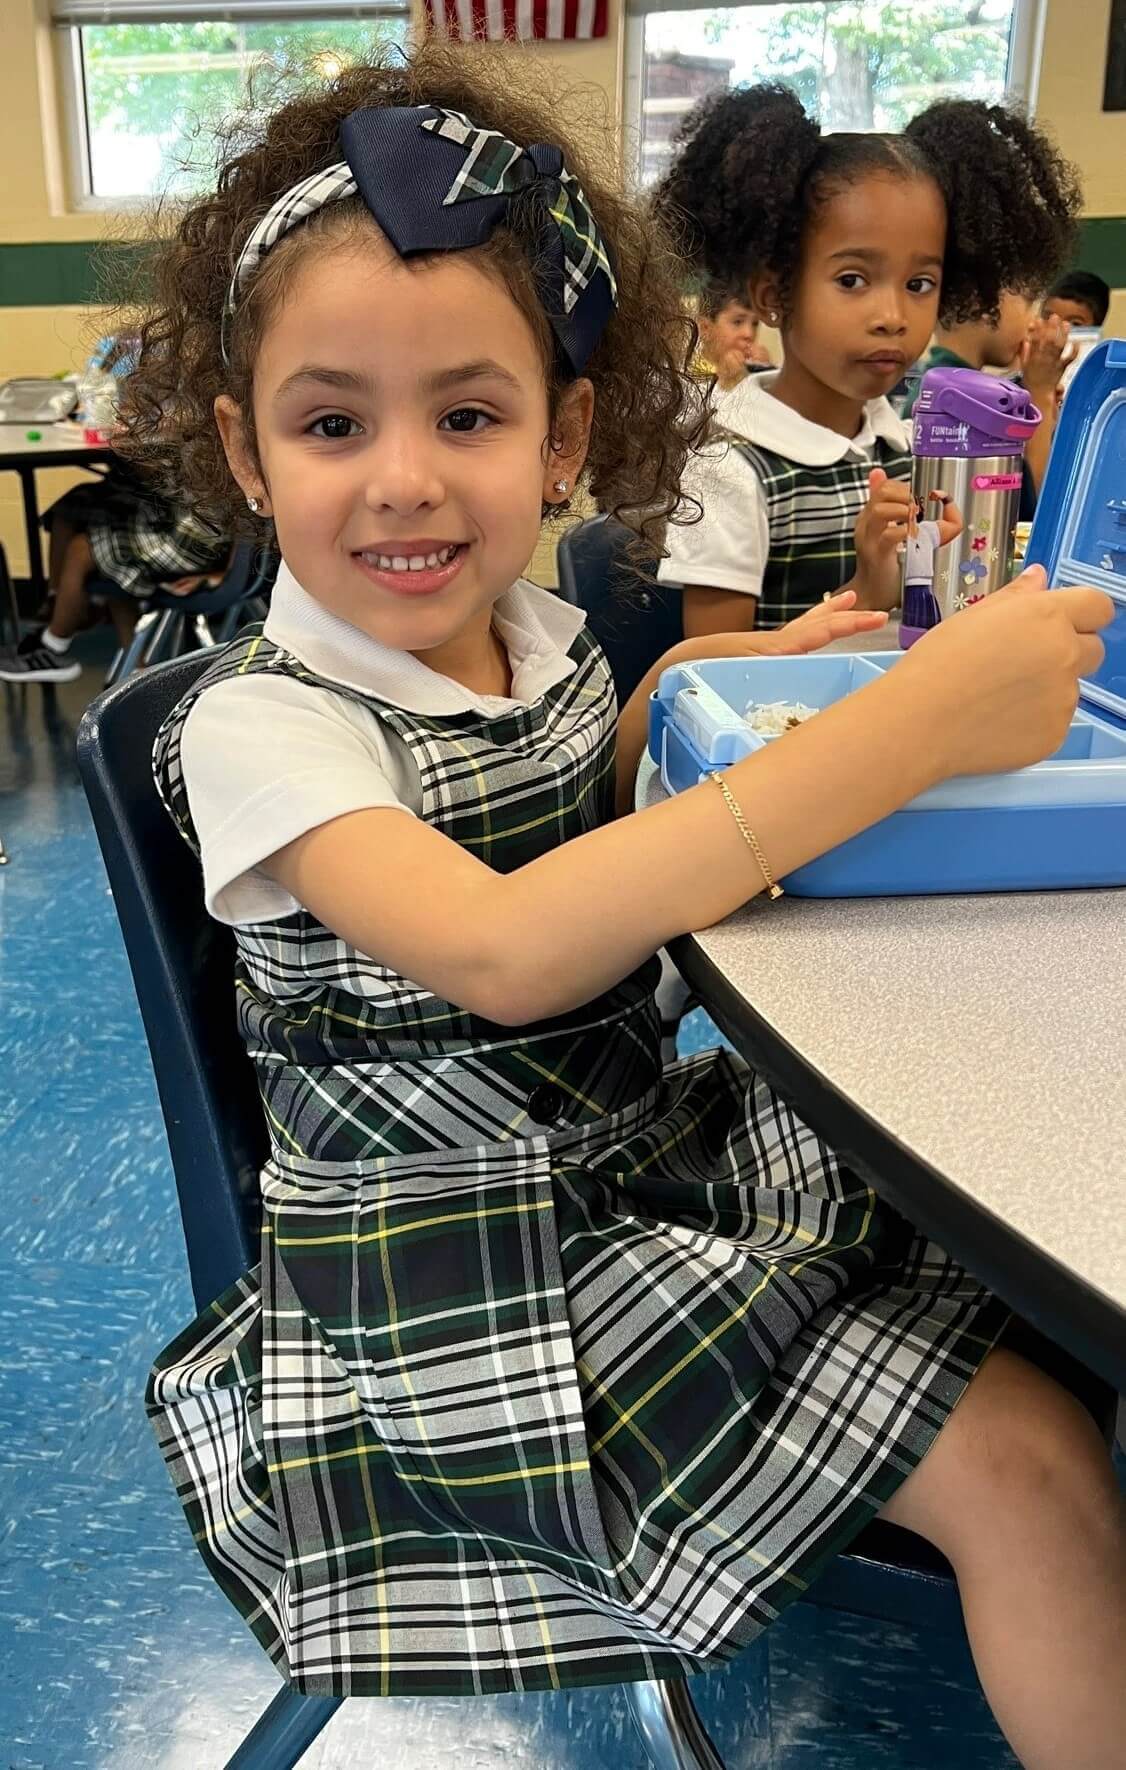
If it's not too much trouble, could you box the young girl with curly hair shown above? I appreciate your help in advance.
[655,85,1083,639]
[121,44,1125,1766]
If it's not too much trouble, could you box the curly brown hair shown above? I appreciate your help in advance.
[116,39,702,552]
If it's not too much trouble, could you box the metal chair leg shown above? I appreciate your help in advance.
[141,608,180,668]
[223,1686,341,1770]
[626,1678,726,1770]
[0,828,8,865]
[111,614,156,684]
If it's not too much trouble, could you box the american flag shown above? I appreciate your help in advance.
[423,0,607,40]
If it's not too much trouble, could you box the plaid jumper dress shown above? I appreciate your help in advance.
[147,622,1005,1698]
[716,432,912,628]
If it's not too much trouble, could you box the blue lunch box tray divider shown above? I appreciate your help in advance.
[648,343,1126,897]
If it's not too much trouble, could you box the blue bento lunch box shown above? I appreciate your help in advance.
[647,341,1126,898]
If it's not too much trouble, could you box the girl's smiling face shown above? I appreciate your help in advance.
[755,171,945,425]
[217,224,591,674]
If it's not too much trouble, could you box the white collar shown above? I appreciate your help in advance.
[263,560,586,717]
[714,369,909,464]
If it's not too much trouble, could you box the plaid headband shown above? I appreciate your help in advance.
[222,105,618,376]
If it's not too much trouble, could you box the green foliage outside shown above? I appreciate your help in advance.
[82,18,405,194]
[705,1,1011,129]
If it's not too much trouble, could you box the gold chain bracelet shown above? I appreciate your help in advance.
[710,771,784,900]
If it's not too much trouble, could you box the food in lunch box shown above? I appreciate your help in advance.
[744,700,819,736]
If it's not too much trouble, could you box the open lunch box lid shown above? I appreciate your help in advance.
[1026,337,1126,727]
[647,342,1126,895]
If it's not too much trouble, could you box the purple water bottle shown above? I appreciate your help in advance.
[901,367,1041,648]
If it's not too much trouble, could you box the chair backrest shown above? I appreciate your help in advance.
[77,652,267,1309]
[556,516,683,704]
[149,541,278,615]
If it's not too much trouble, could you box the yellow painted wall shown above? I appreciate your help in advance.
[2,0,1124,578]
[1036,0,1126,337]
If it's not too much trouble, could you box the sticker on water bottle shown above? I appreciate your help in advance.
[972,472,1022,491]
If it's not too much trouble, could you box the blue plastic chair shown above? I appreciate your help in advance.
[556,516,682,704]
[98,541,277,687]
[76,652,1113,1765]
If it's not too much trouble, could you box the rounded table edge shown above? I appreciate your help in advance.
[671,929,1126,1394]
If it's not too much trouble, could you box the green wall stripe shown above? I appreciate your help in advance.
[1075,217,1126,289]
[0,240,152,308]
[1,220,1125,308]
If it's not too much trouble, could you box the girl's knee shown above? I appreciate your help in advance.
[885,1348,1116,1558]
[942,1351,1116,1545]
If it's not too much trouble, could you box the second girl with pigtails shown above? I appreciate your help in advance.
[656,83,1082,637]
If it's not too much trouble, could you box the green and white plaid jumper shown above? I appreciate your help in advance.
[147,622,1005,1698]
[717,432,912,628]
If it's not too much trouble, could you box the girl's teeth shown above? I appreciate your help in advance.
[368,545,458,570]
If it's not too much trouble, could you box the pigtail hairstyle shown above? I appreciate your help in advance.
[655,83,1082,329]
[903,101,1082,324]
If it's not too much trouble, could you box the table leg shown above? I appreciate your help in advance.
[0,543,19,647]
[17,466,47,604]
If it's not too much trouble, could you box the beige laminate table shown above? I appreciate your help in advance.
[0,422,115,609]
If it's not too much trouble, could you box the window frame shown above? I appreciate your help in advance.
[624,0,1047,190]
[52,3,412,211]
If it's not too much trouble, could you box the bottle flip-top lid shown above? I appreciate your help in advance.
[1027,339,1126,725]
[912,366,1041,459]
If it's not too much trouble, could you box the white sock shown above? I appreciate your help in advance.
[42,629,72,655]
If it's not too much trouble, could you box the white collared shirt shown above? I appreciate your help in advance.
[179,562,587,926]
[658,371,910,602]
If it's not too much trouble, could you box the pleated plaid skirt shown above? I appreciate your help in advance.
[42,463,227,598]
[147,620,1007,1697]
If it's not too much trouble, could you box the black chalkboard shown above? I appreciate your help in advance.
[1105,0,1126,110]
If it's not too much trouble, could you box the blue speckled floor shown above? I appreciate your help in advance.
[0,652,1032,1769]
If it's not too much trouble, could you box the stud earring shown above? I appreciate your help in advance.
[247,496,261,513]
[769,312,779,326]
[553,479,569,495]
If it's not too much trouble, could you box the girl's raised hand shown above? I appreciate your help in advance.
[892,565,1112,780]
[851,468,913,608]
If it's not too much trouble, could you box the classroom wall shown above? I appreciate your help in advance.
[1037,0,1126,337]
[1,0,1123,578]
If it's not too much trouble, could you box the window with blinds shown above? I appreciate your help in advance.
[52,0,410,202]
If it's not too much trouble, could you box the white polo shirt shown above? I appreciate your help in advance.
[178,561,586,927]
[659,371,910,604]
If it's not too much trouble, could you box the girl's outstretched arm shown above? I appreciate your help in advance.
[262,577,1108,1028]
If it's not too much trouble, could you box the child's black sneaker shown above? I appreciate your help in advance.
[0,643,81,683]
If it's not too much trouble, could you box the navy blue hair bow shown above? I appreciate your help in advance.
[222,104,617,376]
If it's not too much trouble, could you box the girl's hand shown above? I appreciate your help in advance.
[163,572,223,597]
[753,589,888,654]
[674,590,887,667]
[893,565,1112,780]
[852,468,913,607]
[1021,314,1077,408]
